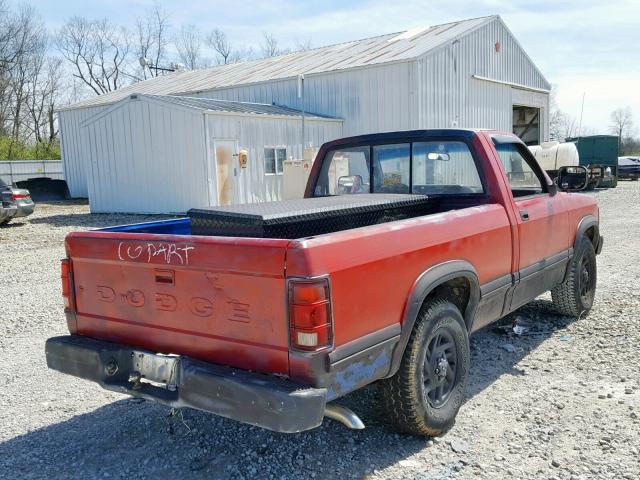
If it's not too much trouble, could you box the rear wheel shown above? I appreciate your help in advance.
[551,237,597,317]
[379,298,470,436]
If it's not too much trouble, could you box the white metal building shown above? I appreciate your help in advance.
[59,14,551,212]
[80,94,342,213]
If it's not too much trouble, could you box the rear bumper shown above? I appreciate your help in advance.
[14,201,35,217]
[45,335,327,433]
[1,206,17,222]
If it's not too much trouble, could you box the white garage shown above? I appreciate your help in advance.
[81,94,342,213]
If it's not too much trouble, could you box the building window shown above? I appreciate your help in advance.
[264,147,287,175]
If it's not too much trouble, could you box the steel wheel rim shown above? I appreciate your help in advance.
[423,328,458,408]
[579,254,594,303]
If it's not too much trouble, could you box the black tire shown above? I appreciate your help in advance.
[551,238,597,317]
[0,218,11,226]
[379,298,470,436]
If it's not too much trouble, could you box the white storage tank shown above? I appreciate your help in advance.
[282,148,319,200]
[529,141,579,173]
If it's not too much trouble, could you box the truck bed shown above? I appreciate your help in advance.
[69,195,506,382]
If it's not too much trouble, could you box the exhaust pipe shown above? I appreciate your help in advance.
[324,404,365,430]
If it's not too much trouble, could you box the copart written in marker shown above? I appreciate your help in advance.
[117,242,194,265]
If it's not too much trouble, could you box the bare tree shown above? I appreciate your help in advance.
[0,0,18,135]
[294,38,312,52]
[207,28,232,65]
[135,2,170,79]
[260,32,289,58]
[206,28,258,65]
[175,25,208,70]
[610,107,634,145]
[548,86,584,142]
[5,4,48,157]
[610,107,640,155]
[550,109,579,141]
[0,0,20,72]
[25,56,63,145]
[56,17,131,95]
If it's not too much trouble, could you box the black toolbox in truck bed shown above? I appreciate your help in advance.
[188,194,432,238]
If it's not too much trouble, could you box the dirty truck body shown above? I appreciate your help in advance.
[46,129,602,435]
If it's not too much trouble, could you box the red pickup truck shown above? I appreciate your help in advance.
[46,129,602,436]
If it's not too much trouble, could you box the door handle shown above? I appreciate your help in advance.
[520,210,530,221]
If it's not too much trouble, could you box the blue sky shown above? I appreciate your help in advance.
[34,0,640,133]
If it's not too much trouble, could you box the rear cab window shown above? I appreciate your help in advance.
[314,139,484,197]
[315,147,371,195]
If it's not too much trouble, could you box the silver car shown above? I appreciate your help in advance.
[0,179,35,225]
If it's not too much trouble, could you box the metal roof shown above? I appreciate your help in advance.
[149,95,341,119]
[61,15,498,111]
[82,94,342,127]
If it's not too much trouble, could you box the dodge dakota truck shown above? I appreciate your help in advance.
[46,129,602,436]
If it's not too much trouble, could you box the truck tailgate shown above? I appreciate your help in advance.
[65,232,291,374]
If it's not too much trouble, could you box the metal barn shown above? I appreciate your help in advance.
[59,14,551,212]
[81,94,342,213]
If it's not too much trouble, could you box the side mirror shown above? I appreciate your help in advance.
[557,166,588,191]
[337,175,365,194]
[427,152,450,161]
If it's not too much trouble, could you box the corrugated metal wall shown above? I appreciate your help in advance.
[83,98,209,213]
[82,96,342,213]
[415,18,550,139]
[59,105,108,197]
[192,61,414,137]
[206,114,342,203]
[191,19,549,141]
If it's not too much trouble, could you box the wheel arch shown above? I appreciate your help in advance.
[574,215,599,251]
[563,215,600,283]
[386,260,480,378]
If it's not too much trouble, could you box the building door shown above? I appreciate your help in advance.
[214,140,239,206]
[513,105,540,146]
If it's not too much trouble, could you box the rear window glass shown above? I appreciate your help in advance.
[314,140,484,196]
[314,146,370,195]
[372,144,410,194]
[412,141,483,195]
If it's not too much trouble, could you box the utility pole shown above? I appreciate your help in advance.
[577,92,585,138]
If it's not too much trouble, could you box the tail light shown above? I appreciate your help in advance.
[288,277,333,351]
[61,259,74,310]
[11,193,29,201]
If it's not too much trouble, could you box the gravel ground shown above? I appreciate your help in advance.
[1,185,639,480]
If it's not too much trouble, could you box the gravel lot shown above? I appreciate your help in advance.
[1,185,639,480]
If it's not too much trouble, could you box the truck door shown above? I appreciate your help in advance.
[495,142,570,311]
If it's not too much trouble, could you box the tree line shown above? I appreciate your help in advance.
[0,1,61,159]
[0,1,310,160]
[550,89,638,155]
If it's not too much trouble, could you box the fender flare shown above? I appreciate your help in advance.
[574,215,599,252]
[386,260,480,377]
[563,215,601,282]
